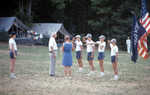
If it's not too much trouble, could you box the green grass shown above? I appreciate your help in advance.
[0,43,150,95]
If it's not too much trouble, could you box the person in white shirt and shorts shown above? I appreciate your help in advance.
[9,32,17,79]
[83,33,95,76]
[75,35,83,72]
[96,35,106,77]
[108,39,119,80]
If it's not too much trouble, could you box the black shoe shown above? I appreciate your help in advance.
[50,74,55,77]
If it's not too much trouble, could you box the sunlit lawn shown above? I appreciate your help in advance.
[0,42,150,95]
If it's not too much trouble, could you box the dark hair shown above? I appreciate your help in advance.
[10,32,16,38]
[65,35,70,41]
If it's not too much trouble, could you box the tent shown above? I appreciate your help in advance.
[0,17,30,41]
[0,17,29,32]
[31,23,72,38]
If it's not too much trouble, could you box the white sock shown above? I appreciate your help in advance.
[11,73,15,76]
[79,68,83,70]
[90,71,95,74]
[114,75,119,79]
[100,72,104,76]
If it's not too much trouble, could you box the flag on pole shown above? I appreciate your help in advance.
[138,0,150,59]
[131,14,140,63]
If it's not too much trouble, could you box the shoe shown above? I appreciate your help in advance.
[111,75,119,81]
[114,75,119,80]
[68,76,72,79]
[100,72,105,77]
[79,68,83,73]
[87,71,95,76]
[10,73,16,79]
[64,76,68,79]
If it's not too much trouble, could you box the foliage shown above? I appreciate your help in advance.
[10,0,150,50]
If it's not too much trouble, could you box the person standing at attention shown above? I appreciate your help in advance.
[96,35,106,77]
[74,35,84,72]
[108,39,119,80]
[83,33,95,76]
[49,32,58,77]
[126,37,131,54]
[9,32,18,79]
[62,35,74,79]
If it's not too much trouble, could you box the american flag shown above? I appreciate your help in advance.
[138,0,150,59]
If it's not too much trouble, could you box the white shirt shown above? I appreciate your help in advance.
[75,40,83,51]
[97,41,106,52]
[49,37,58,51]
[126,39,131,46]
[86,40,95,52]
[110,44,118,56]
[9,38,17,51]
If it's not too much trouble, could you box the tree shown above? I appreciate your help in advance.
[9,0,149,49]
[88,0,141,49]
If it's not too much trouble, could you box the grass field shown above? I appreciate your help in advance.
[0,42,150,95]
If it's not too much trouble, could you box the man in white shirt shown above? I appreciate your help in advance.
[126,37,131,54]
[84,33,95,76]
[9,32,18,79]
[75,35,83,72]
[96,35,106,77]
[49,32,58,76]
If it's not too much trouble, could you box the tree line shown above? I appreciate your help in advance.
[1,0,150,49]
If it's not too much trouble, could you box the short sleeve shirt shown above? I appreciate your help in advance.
[75,40,83,51]
[110,44,118,56]
[9,38,17,51]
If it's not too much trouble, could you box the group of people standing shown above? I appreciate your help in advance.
[8,32,119,80]
[49,33,119,80]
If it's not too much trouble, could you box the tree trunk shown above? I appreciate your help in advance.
[19,0,24,14]
[27,0,32,17]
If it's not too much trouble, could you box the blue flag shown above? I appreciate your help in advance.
[131,13,146,63]
[131,15,139,63]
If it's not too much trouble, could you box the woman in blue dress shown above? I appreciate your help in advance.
[62,35,74,78]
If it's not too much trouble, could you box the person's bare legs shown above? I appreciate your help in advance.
[78,59,83,68]
[112,63,116,74]
[10,58,15,73]
[68,67,72,76]
[64,66,67,77]
[112,62,118,80]
[99,60,105,76]
[99,60,104,72]
[10,58,16,78]
[87,60,95,76]
[89,60,94,71]
[114,62,118,75]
